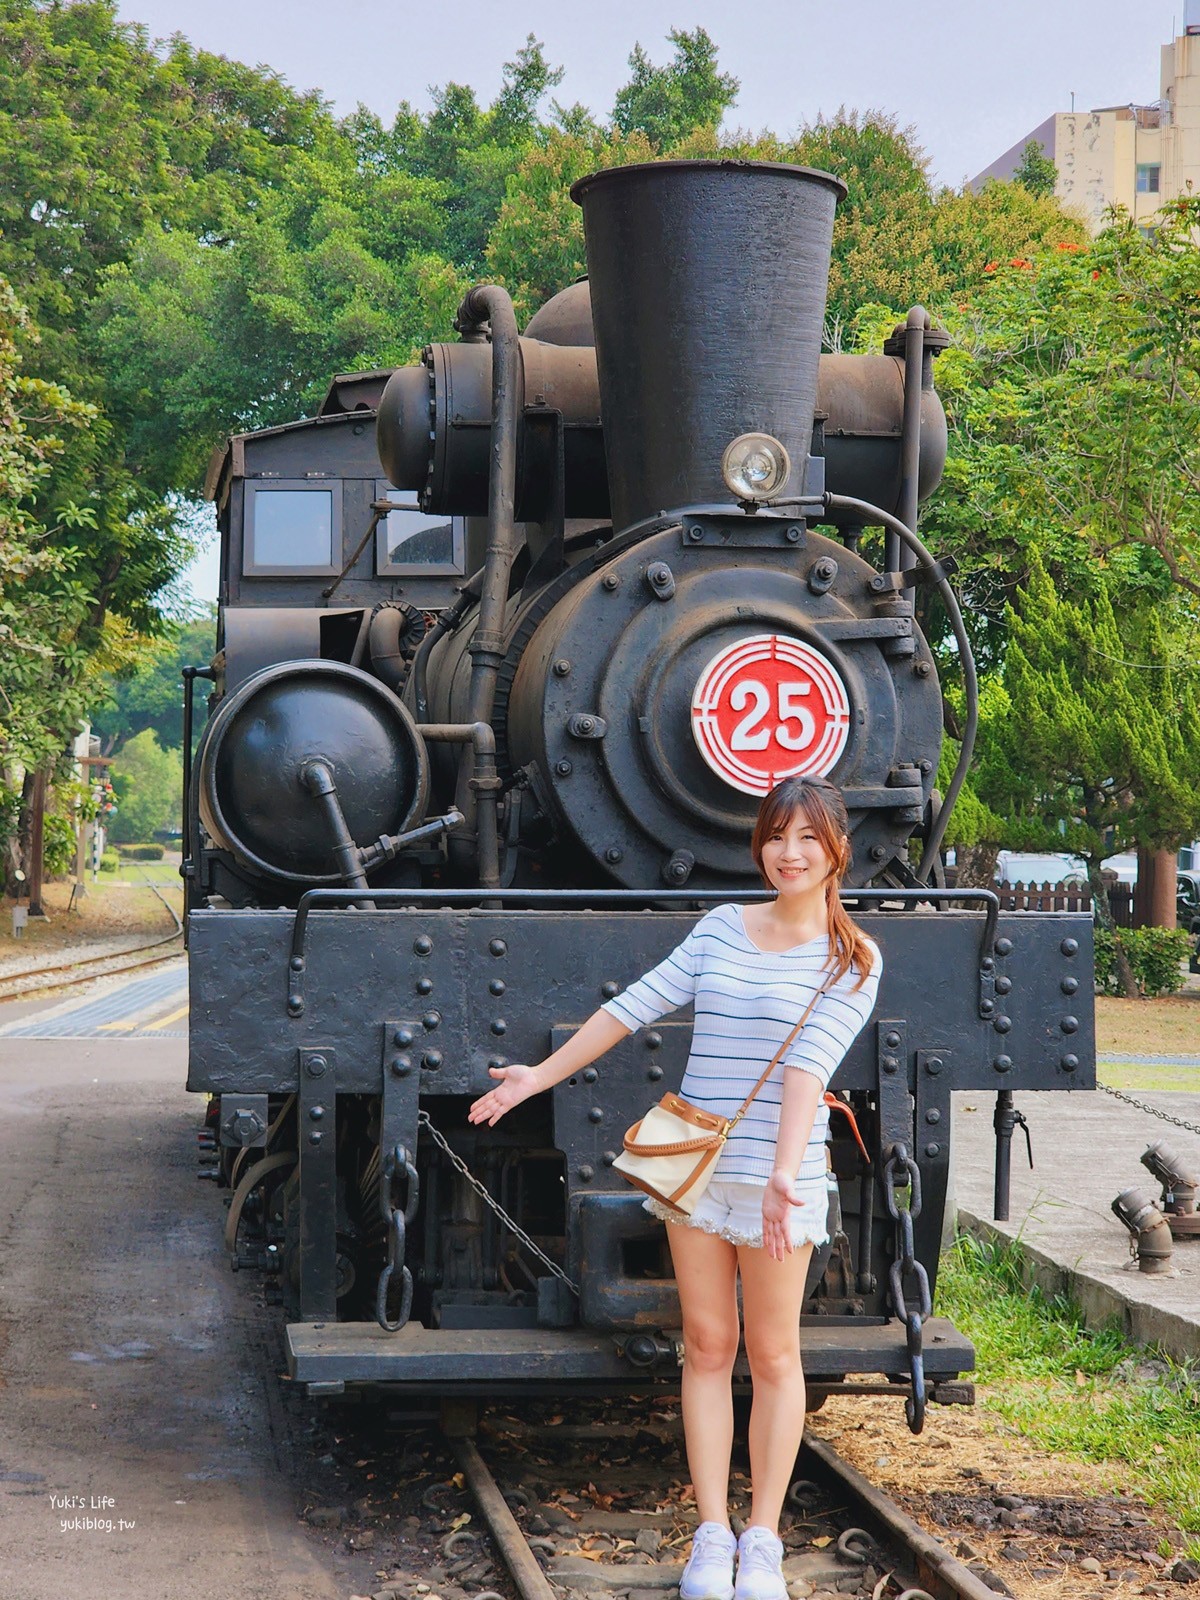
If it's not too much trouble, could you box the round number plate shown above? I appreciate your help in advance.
[690,634,851,796]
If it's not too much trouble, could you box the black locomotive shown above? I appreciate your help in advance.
[190,160,1094,1424]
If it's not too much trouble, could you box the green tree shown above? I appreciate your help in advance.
[108,728,181,843]
[486,128,655,322]
[0,274,99,773]
[981,559,1200,988]
[921,198,1200,647]
[90,171,463,493]
[90,609,217,754]
[0,0,331,385]
[359,35,564,279]
[611,28,738,147]
[1012,139,1058,198]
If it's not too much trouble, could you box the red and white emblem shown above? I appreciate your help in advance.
[691,634,851,796]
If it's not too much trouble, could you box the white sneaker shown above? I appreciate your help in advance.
[679,1520,736,1600]
[734,1526,787,1600]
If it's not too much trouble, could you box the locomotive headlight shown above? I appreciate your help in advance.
[721,433,791,502]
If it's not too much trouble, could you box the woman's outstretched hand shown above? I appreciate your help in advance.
[762,1170,805,1262]
[468,1063,541,1127]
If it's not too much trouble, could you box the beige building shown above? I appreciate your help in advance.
[974,7,1200,233]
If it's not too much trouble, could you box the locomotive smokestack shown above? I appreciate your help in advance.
[571,160,845,535]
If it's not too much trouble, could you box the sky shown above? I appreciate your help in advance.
[121,0,1181,604]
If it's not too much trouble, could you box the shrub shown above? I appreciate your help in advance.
[117,842,165,860]
[1094,926,1192,997]
[98,850,120,874]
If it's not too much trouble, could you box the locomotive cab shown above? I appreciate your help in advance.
[187,159,1095,1422]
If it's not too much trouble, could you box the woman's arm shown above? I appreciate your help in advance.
[467,1007,631,1127]
[761,1066,823,1261]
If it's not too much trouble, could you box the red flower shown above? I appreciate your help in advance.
[983,261,998,274]
[1091,269,1101,279]
[1055,241,1085,252]
[1010,257,1032,269]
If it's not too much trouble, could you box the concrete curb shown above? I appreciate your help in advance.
[957,1207,1200,1366]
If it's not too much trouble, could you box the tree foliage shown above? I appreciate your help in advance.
[0,273,100,770]
[1013,139,1058,198]
[90,608,217,755]
[108,727,181,843]
[923,198,1200,650]
[917,200,1200,938]
[612,28,738,148]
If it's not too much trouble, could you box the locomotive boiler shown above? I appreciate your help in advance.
[190,159,1095,1424]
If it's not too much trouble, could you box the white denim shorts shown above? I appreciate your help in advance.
[643,1176,831,1249]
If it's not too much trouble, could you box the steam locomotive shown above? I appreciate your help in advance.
[190,159,1095,1424]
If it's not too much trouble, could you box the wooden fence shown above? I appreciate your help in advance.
[994,880,1134,927]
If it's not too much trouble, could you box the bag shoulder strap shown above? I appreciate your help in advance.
[729,968,837,1127]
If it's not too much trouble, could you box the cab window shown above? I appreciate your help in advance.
[244,482,340,576]
[376,484,465,576]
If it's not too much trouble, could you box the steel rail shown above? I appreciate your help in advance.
[0,866,184,1003]
[448,1414,1000,1600]
[0,931,183,1003]
[800,1433,1002,1600]
[448,1434,559,1600]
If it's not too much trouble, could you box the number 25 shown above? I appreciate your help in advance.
[729,680,815,750]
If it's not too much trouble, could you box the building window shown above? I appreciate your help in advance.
[1135,163,1160,194]
[244,482,340,576]
[375,484,465,576]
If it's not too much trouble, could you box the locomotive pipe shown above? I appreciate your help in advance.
[993,1090,1015,1221]
[891,308,929,575]
[300,760,372,895]
[456,283,520,726]
[412,581,480,723]
[367,604,408,695]
[823,493,978,882]
[417,723,501,892]
[454,286,520,883]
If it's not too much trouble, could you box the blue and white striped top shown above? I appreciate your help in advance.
[601,904,881,1186]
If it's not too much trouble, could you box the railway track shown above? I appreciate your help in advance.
[0,933,184,1004]
[328,1401,1009,1600]
[0,869,184,1004]
[443,1416,1001,1600]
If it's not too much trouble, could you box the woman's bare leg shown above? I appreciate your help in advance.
[667,1222,741,1526]
[736,1242,813,1534]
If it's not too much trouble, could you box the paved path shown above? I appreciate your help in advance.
[1098,1052,1200,1066]
[955,1084,1200,1363]
[0,963,187,1039]
[0,1032,354,1600]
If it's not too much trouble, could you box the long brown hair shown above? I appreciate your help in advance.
[749,776,875,990]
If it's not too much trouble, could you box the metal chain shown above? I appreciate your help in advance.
[376,1144,419,1331]
[417,1110,580,1296]
[882,1145,931,1434]
[1097,1081,1200,1137]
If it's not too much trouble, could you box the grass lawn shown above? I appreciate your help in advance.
[1096,992,1200,1057]
[1098,1063,1199,1091]
[111,857,182,885]
[938,1233,1200,1560]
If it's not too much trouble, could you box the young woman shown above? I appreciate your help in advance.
[468,775,881,1600]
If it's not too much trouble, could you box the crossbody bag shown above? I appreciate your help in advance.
[612,975,836,1216]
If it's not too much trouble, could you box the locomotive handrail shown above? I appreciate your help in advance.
[284,885,1000,1017]
[822,492,979,885]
